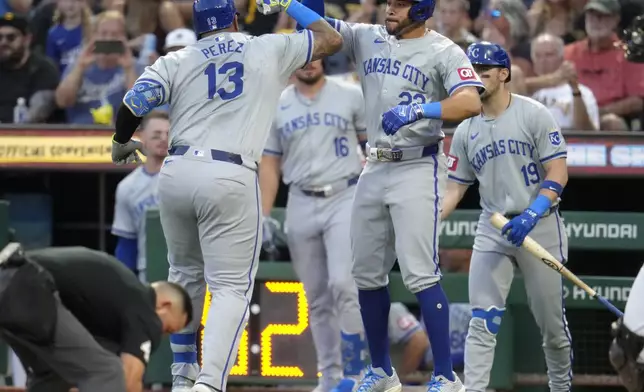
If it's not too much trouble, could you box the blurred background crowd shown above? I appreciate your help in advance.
[0,0,643,131]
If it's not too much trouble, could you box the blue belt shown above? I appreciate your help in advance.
[300,175,359,198]
[168,145,243,166]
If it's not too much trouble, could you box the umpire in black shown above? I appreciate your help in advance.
[0,243,193,392]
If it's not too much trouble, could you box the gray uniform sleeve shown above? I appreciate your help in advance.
[326,18,369,62]
[134,55,175,107]
[441,44,485,96]
[447,123,476,185]
[263,121,282,157]
[351,85,367,136]
[531,105,568,164]
[388,302,422,345]
[265,31,314,80]
[111,182,137,239]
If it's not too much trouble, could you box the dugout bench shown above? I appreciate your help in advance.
[142,207,638,392]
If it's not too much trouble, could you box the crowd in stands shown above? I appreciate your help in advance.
[0,0,642,130]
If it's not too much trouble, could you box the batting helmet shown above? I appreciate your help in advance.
[466,41,512,81]
[409,0,436,23]
[193,0,237,36]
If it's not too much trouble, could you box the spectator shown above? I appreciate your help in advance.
[481,0,535,76]
[55,10,143,125]
[121,0,185,56]
[564,0,644,130]
[46,0,93,75]
[531,33,599,130]
[0,12,59,123]
[163,26,196,53]
[528,0,585,44]
[437,0,479,52]
[0,0,31,15]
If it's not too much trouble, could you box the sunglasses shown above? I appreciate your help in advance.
[0,33,18,43]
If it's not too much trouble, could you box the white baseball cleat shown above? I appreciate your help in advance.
[172,375,194,392]
[426,372,465,392]
[355,366,402,392]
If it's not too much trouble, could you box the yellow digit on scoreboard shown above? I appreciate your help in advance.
[260,282,309,377]
[201,287,250,376]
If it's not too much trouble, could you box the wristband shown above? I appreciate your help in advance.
[285,1,322,29]
[527,194,552,217]
[419,102,442,119]
[540,180,564,197]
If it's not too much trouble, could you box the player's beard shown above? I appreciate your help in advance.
[296,72,324,85]
[386,18,422,37]
[480,83,499,102]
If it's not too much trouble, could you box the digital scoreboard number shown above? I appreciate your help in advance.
[199,281,319,380]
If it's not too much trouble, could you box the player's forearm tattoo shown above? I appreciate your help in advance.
[309,22,343,61]
[27,90,56,123]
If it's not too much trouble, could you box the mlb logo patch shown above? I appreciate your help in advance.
[548,130,562,146]
[447,154,458,171]
[457,68,476,81]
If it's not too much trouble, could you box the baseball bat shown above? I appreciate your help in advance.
[490,213,624,318]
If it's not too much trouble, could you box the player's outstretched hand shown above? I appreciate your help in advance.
[501,208,539,247]
[111,137,145,165]
[381,103,422,135]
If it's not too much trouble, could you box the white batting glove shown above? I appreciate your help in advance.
[111,136,145,165]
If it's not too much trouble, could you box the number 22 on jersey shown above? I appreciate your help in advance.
[204,61,244,100]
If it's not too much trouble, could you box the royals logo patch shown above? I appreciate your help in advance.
[548,130,562,146]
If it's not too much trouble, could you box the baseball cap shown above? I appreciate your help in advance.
[164,28,197,50]
[584,0,621,15]
[0,13,29,34]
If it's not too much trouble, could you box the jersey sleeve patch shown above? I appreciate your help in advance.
[447,154,459,171]
[457,68,476,81]
[548,129,562,146]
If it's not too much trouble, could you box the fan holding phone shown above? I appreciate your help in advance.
[55,10,144,125]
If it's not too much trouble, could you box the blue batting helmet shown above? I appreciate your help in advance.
[409,0,436,22]
[466,41,512,81]
[193,0,237,36]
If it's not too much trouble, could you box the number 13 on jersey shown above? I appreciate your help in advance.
[204,61,244,100]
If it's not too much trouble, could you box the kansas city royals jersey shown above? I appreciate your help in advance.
[329,19,484,149]
[264,78,366,188]
[111,166,160,275]
[135,30,314,162]
[448,94,568,214]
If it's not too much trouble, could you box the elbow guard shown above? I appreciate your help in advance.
[123,79,166,117]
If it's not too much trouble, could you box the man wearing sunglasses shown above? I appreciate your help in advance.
[0,12,59,124]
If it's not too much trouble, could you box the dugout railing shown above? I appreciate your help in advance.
[139,207,638,392]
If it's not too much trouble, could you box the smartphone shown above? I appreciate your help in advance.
[94,40,125,54]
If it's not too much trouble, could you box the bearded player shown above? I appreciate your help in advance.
[442,42,572,392]
[276,0,485,389]
[260,59,368,392]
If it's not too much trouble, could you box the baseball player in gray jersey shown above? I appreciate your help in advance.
[110,0,343,390]
[259,59,367,392]
[296,0,483,390]
[112,111,169,282]
[441,42,572,392]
